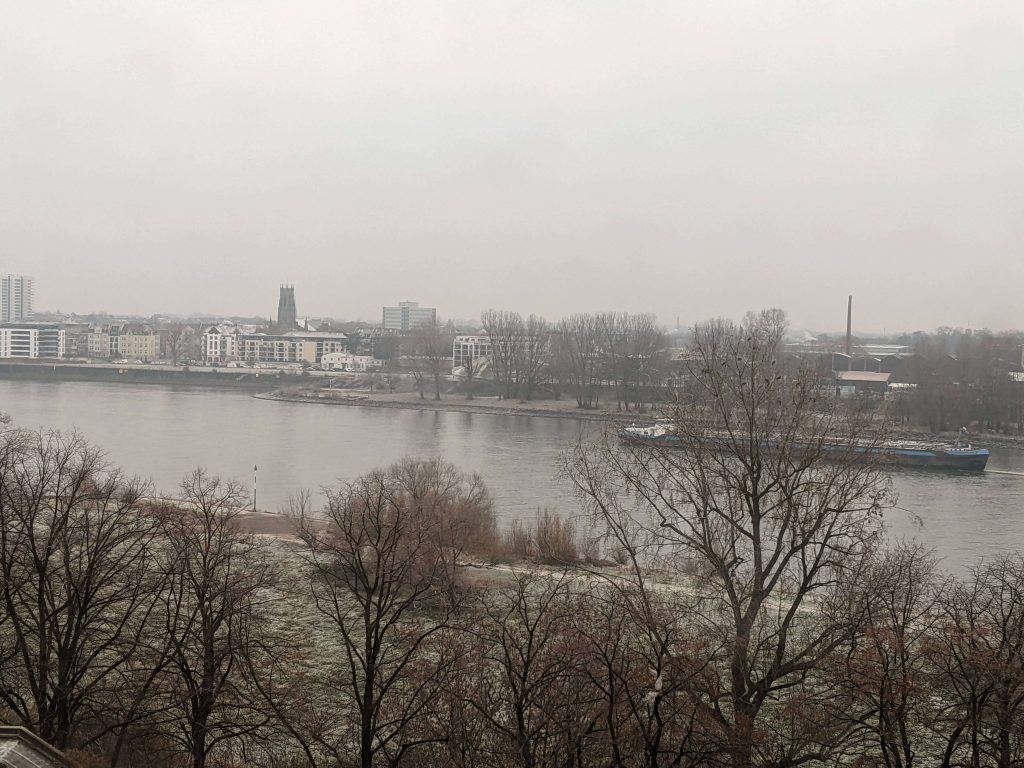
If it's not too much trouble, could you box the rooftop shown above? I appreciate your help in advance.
[835,371,891,383]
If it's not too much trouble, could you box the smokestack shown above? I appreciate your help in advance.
[845,295,853,357]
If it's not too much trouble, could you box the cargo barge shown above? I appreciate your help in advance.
[619,423,990,472]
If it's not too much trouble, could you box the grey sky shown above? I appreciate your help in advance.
[3,1,1022,332]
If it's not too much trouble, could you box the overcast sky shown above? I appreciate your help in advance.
[2,2,1022,332]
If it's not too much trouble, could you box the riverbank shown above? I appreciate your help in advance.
[257,389,637,422]
[0,361,287,390]
[260,389,1024,449]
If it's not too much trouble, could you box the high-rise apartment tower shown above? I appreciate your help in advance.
[0,274,33,322]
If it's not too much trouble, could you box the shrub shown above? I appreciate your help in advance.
[533,508,577,565]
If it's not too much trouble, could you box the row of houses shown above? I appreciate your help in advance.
[203,327,347,365]
[0,322,167,361]
[202,326,387,369]
[0,320,397,366]
[85,324,162,360]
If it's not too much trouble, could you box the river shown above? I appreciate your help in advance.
[1,379,1022,573]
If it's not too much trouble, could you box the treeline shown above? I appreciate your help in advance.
[898,328,1024,434]
[405,309,673,410]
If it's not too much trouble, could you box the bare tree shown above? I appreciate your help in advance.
[162,321,191,364]
[0,429,161,751]
[565,309,894,767]
[296,458,496,768]
[482,310,524,400]
[155,469,277,768]
[574,584,725,768]
[408,321,453,401]
[927,555,1024,768]
[516,315,550,402]
[456,570,604,768]
[829,542,943,768]
[593,312,667,412]
[400,335,428,400]
[622,313,669,412]
[555,313,602,409]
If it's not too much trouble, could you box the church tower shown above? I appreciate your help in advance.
[276,285,297,331]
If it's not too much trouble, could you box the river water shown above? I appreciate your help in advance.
[2,380,1022,573]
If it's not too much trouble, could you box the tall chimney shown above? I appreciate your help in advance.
[845,295,853,357]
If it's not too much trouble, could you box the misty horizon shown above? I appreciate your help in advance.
[4,2,1023,331]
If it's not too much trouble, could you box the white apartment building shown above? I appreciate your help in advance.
[0,274,33,322]
[321,352,384,372]
[452,334,492,373]
[0,324,64,358]
[235,331,348,365]
[382,301,437,332]
[203,326,242,364]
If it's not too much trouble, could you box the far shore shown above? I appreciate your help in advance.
[257,389,1024,450]
[255,389,637,423]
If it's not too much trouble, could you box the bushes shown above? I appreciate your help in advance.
[501,508,579,564]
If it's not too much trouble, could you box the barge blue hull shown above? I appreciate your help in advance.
[619,434,990,472]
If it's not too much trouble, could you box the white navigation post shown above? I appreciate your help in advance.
[253,464,258,512]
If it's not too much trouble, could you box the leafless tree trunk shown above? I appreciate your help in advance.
[516,315,550,402]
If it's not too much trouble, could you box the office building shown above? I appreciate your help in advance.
[452,334,492,373]
[382,301,436,332]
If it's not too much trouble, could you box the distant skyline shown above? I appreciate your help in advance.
[3,2,1022,332]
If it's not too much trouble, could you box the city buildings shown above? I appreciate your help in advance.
[239,331,348,365]
[0,323,64,358]
[202,326,349,366]
[117,324,160,361]
[84,323,162,360]
[202,325,242,363]
[452,334,492,373]
[0,274,33,322]
[86,325,119,358]
[321,351,384,372]
[382,301,436,332]
[60,322,89,358]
